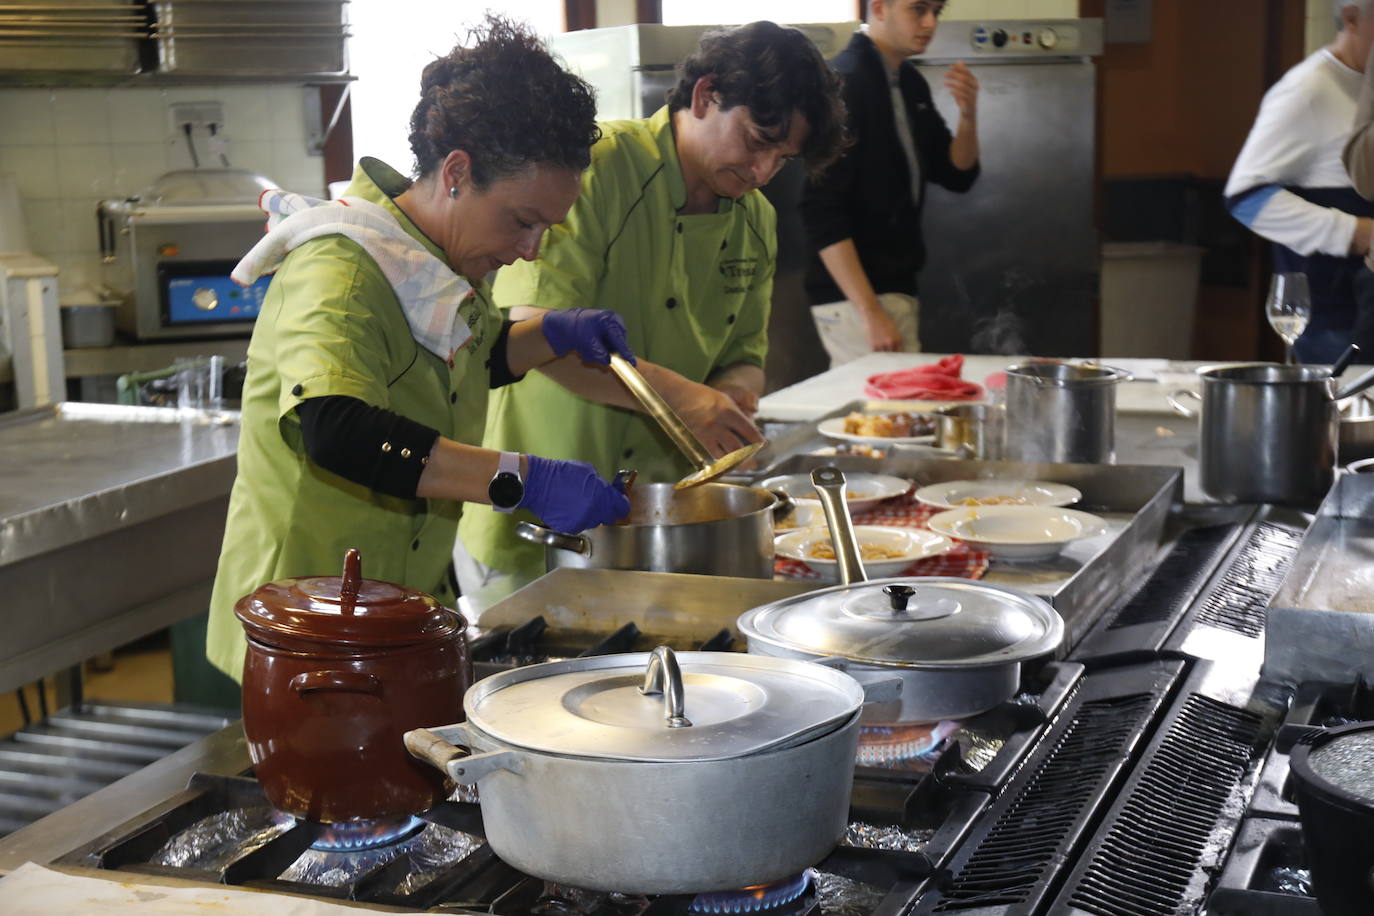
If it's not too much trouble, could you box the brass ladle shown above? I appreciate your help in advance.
[608,353,765,489]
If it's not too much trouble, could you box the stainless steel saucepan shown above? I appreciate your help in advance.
[404,646,898,893]
[515,481,787,579]
[737,467,1064,723]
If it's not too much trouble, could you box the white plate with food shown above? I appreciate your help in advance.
[775,525,955,579]
[818,411,937,446]
[925,505,1107,561]
[761,472,912,514]
[914,479,1083,511]
[773,502,825,532]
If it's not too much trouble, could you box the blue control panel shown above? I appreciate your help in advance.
[164,272,271,326]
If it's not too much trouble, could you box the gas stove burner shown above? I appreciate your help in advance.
[856,720,960,765]
[688,870,813,914]
[309,814,426,851]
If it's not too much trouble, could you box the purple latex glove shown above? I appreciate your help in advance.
[541,308,636,365]
[519,455,632,532]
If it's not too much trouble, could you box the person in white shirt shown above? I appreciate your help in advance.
[1225,0,1374,362]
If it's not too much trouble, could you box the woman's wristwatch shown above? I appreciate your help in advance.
[488,451,525,512]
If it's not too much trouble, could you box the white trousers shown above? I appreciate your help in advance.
[810,292,920,367]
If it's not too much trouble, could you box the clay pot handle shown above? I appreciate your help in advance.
[340,548,362,615]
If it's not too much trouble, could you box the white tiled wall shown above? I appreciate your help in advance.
[0,84,324,297]
[941,0,1079,19]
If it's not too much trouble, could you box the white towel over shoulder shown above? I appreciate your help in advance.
[233,189,474,362]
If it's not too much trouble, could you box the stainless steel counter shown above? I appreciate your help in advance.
[0,403,239,694]
[0,722,249,873]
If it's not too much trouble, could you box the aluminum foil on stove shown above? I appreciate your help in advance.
[839,821,933,853]
[811,871,888,916]
[152,806,295,871]
[278,821,482,890]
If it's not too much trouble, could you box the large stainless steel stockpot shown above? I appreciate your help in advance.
[738,468,1063,723]
[515,482,784,579]
[1168,364,1374,506]
[1167,363,1339,507]
[1004,360,1131,464]
[405,648,887,894]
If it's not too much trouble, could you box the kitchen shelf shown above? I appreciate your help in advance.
[63,337,247,378]
[0,70,353,89]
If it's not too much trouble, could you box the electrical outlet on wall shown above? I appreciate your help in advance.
[168,101,232,170]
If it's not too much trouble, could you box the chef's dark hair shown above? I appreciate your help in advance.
[408,15,601,187]
[666,20,847,176]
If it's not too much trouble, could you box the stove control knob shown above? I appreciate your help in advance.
[991,28,1008,48]
[192,287,219,311]
[1038,27,1059,49]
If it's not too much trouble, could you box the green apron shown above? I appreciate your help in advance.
[206,158,502,681]
[458,107,776,581]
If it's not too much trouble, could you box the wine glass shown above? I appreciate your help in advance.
[1266,272,1311,365]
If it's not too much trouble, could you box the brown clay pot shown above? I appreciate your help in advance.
[235,548,471,822]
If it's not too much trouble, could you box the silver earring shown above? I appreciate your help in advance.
[449,186,459,199]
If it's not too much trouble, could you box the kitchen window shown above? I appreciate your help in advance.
[661,0,855,25]
[347,1,565,183]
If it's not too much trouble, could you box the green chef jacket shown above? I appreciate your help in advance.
[206,158,503,681]
[458,106,776,581]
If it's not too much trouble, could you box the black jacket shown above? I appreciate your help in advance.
[801,30,980,305]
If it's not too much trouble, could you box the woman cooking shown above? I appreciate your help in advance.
[205,16,746,682]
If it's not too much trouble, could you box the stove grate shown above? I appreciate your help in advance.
[924,697,1152,911]
[1191,523,1302,639]
[1060,694,1265,916]
[1105,524,1235,629]
[912,661,1184,915]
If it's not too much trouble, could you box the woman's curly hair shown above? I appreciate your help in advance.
[408,15,601,187]
[665,21,847,177]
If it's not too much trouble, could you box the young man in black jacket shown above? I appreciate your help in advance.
[801,0,980,365]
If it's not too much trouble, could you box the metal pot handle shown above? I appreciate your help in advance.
[1334,364,1374,401]
[403,727,523,783]
[1166,389,1200,419]
[810,466,867,585]
[290,670,380,696]
[514,521,592,557]
[639,645,692,728]
[765,488,796,522]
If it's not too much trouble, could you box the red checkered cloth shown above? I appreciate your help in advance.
[775,490,990,581]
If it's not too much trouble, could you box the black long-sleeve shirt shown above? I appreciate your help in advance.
[800,30,980,305]
[296,319,522,498]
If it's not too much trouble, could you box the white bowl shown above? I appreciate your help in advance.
[775,525,956,579]
[914,479,1082,511]
[761,472,911,514]
[925,506,1107,561]
[773,502,825,532]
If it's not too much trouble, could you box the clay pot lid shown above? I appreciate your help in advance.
[235,549,462,648]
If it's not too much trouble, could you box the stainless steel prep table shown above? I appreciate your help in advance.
[0,402,239,695]
[741,451,1181,649]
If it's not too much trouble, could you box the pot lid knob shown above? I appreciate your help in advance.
[639,646,692,728]
[883,584,916,613]
[339,548,362,615]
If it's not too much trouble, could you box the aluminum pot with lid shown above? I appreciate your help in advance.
[515,481,785,579]
[236,548,470,822]
[737,468,1063,723]
[405,647,893,894]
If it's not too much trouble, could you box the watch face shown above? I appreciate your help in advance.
[489,471,524,510]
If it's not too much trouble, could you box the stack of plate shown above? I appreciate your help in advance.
[152,0,348,75]
[0,0,148,73]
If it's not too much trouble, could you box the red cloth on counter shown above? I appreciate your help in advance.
[863,354,983,401]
